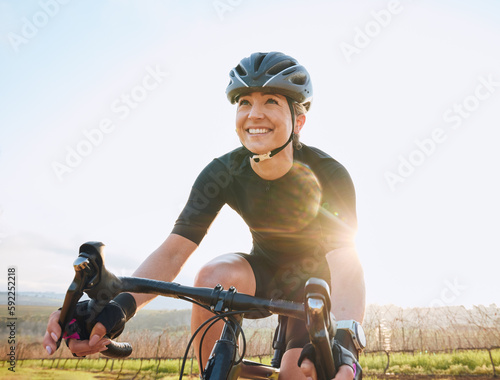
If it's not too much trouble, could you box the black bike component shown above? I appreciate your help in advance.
[304,278,337,380]
[198,315,239,377]
[180,310,247,380]
[58,242,132,358]
[270,315,288,368]
[117,277,305,318]
[180,313,228,380]
[57,253,92,350]
[204,318,240,379]
[197,284,245,377]
[213,285,238,313]
[209,284,224,311]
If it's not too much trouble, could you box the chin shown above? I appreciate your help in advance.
[242,141,264,152]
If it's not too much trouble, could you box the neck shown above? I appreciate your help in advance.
[250,144,294,180]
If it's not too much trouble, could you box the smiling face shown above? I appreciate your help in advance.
[236,92,302,155]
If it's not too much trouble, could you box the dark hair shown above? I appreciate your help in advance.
[292,101,308,150]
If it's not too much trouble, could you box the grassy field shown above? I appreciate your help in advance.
[1,349,498,378]
[362,349,500,376]
[0,367,379,380]
[0,368,494,380]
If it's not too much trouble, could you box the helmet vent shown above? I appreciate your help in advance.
[235,64,247,76]
[289,72,307,85]
[254,54,266,72]
[267,60,296,75]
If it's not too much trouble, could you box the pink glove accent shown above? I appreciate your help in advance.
[62,319,81,340]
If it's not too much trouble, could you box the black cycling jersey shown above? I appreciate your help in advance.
[172,144,357,265]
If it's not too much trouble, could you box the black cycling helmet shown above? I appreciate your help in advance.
[226,51,313,111]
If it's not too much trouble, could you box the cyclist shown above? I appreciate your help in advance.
[43,52,365,380]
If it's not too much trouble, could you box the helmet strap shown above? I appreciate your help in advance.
[250,97,296,163]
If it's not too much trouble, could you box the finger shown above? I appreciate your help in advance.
[47,310,62,340]
[71,345,111,357]
[88,322,107,347]
[43,331,56,355]
[68,337,111,356]
[299,358,317,380]
[334,364,354,380]
[43,310,62,355]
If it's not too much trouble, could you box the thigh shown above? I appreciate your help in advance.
[194,253,256,296]
[252,254,332,302]
[268,256,331,350]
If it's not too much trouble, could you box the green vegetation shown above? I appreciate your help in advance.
[0,367,113,379]
[360,349,500,376]
[2,349,498,378]
[3,357,199,378]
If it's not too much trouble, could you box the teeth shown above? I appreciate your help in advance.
[248,128,270,134]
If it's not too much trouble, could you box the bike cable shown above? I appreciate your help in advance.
[197,313,247,370]
[179,309,251,380]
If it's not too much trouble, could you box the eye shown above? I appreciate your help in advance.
[266,98,279,105]
[238,99,250,106]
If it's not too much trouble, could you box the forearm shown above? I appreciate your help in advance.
[326,246,365,323]
[129,233,197,311]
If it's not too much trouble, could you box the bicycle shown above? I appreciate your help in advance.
[55,241,342,379]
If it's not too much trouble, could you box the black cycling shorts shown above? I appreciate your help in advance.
[235,252,331,350]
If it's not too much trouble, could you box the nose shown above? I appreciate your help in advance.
[248,102,264,119]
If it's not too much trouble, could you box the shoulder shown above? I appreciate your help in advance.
[195,146,249,182]
[296,144,350,177]
[214,146,248,166]
[210,146,250,175]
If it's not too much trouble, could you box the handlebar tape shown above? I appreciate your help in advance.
[101,340,133,358]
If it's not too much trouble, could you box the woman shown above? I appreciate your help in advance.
[43,52,365,380]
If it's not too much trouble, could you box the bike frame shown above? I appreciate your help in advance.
[56,242,336,380]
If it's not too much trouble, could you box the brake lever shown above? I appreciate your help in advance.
[56,242,131,357]
[76,242,123,334]
[305,278,337,380]
[56,255,94,350]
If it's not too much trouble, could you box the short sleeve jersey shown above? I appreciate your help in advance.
[172,144,357,265]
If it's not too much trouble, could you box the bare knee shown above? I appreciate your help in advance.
[193,254,256,295]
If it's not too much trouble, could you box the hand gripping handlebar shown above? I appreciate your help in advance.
[57,242,132,358]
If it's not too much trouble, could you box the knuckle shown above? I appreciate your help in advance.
[49,310,61,319]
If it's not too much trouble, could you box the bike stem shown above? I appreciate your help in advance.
[203,317,241,379]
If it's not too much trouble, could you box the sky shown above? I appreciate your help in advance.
[0,0,499,310]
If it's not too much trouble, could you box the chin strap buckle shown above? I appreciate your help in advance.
[251,151,272,163]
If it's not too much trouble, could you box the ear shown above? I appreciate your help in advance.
[294,113,306,134]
